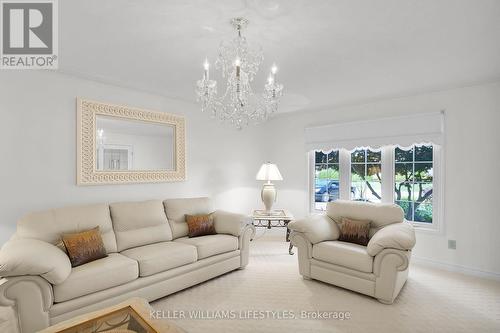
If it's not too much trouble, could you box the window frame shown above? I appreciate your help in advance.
[309,144,443,233]
[309,150,341,211]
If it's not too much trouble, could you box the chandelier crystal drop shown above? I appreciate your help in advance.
[195,17,284,129]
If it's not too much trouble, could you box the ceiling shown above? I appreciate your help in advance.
[59,0,500,113]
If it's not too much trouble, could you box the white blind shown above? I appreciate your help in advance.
[304,112,444,151]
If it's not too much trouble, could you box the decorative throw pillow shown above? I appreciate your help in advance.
[338,217,371,246]
[62,227,107,267]
[53,239,68,253]
[185,213,216,238]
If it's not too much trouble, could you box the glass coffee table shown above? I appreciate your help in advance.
[39,298,184,333]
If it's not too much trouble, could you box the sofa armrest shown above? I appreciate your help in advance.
[289,232,313,258]
[213,210,253,237]
[289,231,313,278]
[367,222,416,256]
[373,248,411,304]
[0,238,71,285]
[0,275,53,332]
[238,224,255,268]
[373,248,411,276]
[287,214,339,244]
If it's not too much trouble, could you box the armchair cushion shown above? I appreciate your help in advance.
[213,210,252,236]
[312,241,373,273]
[287,214,340,244]
[327,200,404,229]
[366,222,416,256]
[0,238,71,284]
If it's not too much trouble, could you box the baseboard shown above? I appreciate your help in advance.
[412,256,500,281]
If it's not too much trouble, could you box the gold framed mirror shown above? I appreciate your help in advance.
[77,98,186,185]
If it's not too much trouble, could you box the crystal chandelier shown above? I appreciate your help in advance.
[195,17,284,129]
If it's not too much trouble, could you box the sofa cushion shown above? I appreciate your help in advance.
[53,253,138,302]
[164,197,213,239]
[312,241,373,273]
[17,204,117,254]
[174,234,238,259]
[110,200,173,252]
[121,242,197,277]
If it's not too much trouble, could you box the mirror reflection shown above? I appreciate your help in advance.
[95,115,175,171]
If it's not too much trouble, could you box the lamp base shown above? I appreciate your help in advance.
[261,183,277,213]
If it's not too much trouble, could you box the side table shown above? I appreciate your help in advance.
[252,209,294,255]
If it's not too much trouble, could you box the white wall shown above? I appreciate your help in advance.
[0,71,263,245]
[1,71,499,276]
[260,81,500,275]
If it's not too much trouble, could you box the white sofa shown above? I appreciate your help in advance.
[0,197,255,333]
[288,200,416,304]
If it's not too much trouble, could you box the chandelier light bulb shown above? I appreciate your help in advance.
[203,58,210,80]
[234,57,242,79]
[267,75,274,85]
[271,64,278,74]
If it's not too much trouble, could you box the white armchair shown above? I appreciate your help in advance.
[288,200,415,304]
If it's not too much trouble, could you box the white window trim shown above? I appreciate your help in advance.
[308,150,320,213]
[308,149,351,213]
[411,144,444,234]
[309,144,444,233]
[339,149,351,201]
[381,146,394,204]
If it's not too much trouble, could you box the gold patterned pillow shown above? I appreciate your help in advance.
[53,239,68,253]
[338,217,371,246]
[185,213,216,238]
[62,227,107,267]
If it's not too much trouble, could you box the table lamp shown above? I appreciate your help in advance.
[256,162,283,213]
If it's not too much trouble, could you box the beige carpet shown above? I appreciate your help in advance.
[153,229,500,333]
[1,229,499,332]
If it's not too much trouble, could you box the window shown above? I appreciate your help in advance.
[350,148,382,202]
[394,145,433,223]
[310,144,440,230]
[313,150,340,210]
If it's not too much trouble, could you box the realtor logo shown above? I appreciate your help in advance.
[1,0,58,69]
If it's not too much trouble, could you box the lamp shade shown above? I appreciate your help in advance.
[256,163,283,181]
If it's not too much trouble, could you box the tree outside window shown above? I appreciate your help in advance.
[351,148,382,202]
[394,145,433,222]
